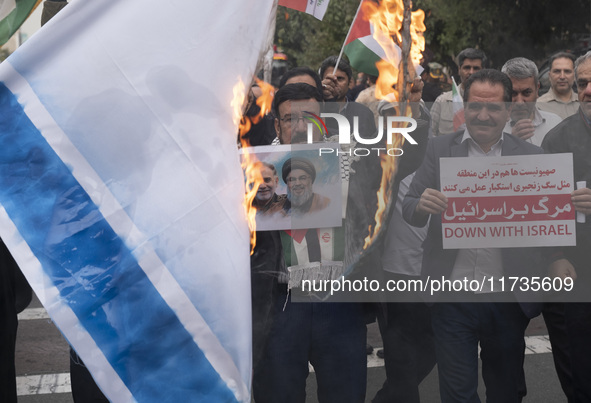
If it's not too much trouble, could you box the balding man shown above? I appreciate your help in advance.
[537,52,579,119]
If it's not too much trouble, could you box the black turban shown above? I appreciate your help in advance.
[282,157,317,184]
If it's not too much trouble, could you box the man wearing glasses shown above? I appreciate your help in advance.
[253,82,368,403]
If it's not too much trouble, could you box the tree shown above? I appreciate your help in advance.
[416,0,591,67]
[275,0,360,70]
[275,0,591,74]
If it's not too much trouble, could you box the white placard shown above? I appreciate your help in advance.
[440,153,576,248]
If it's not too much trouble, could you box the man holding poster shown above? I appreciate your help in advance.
[403,69,544,402]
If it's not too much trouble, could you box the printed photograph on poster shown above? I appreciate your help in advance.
[439,153,576,249]
[241,143,342,231]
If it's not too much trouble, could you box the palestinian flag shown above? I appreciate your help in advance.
[452,76,465,131]
[0,0,41,46]
[278,0,331,21]
[343,0,400,77]
[280,228,345,290]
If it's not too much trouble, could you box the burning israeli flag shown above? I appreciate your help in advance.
[0,0,276,401]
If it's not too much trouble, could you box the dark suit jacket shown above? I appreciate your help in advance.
[402,131,544,318]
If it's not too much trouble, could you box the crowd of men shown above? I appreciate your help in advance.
[1,22,590,401]
[248,49,591,403]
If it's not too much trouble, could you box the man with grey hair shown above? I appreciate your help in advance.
[501,57,561,146]
[542,50,591,403]
[431,48,487,136]
[537,52,579,119]
[503,57,573,401]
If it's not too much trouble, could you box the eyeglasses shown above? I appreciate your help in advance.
[279,115,308,126]
[286,175,311,184]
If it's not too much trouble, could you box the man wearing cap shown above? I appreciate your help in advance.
[282,157,330,216]
[421,62,444,104]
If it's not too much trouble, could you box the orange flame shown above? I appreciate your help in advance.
[254,78,275,121]
[233,77,275,254]
[363,0,425,101]
[362,0,425,249]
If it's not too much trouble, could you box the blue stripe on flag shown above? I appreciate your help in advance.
[0,82,238,402]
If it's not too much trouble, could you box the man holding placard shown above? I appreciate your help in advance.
[403,69,545,402]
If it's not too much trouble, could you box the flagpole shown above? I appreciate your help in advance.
[334,0,364,72]
[263,0,279,83]
[400,0,411,107]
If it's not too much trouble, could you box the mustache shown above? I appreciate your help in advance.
[291,131,309,144]
[469,119,496,127]
[511,106,530,115]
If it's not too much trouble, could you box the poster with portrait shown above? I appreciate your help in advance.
[241,143,342,230]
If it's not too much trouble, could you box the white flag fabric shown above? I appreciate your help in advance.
[0,0,276,401]
[451,76,465,131]
[278,0,331,20]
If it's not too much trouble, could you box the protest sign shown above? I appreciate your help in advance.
[440,153,575,249]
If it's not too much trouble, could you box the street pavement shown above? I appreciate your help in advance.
[16,294,567,402]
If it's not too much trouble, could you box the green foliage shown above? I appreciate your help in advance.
[275,0,360,70]
[0,48,10,63]
[416,0,591,68]
[275,0,590,74]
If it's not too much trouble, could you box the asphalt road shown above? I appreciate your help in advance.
[16,294,567,402]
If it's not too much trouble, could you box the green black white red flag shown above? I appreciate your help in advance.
[343,0,400,77]
[0,0,40,46]
[278,0,330,20]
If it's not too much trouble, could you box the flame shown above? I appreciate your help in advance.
[254,78,275,121]
[232,78,247,128]
[362,0,425,249]
[236,77,275,138]
[233,77,275,254]
[363,0,425,101]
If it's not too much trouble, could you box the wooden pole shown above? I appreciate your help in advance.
[400,0,412,109]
